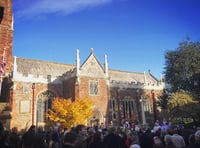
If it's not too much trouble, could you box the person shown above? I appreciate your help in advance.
[125,132,139,148]
[22,125,37,148]
[170,128,186,148]
[153,136,164,148]
[88,132,104,148]
[10,127,20,148]
[35,126,47,148]
[139,128,154,148]
[130,144,141,148]
[51,126,61,148]
[193,130,200,148]
[164,134,176,148]
[0,130,12,148]
[75,124,88,148]
[103,126,121,148]
[186,134,195,148]
[62,132,77,148]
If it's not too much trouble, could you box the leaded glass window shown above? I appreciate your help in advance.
[37,90,55,122]
[89,80,98,95]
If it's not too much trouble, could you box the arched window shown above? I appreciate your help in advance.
[37,90,56,123]
[0,7,4,24]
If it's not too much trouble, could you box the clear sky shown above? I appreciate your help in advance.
[12,0,200,79]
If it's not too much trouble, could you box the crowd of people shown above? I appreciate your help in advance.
[0,119,200,148]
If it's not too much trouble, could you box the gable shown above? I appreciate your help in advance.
[80,54,105,78]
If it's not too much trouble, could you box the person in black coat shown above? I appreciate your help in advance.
[22,125,37,148]
[62,132,77,148]
[103,126,121,148]
[88,132,104,148]
[139,128,154,148]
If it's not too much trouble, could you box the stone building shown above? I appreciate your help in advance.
[0,0,165,130]
[0,0,13,129]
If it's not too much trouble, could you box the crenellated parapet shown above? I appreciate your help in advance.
[110,79,164,90]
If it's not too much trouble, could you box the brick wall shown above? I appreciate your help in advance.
[0,0,13,74]
[10,82,62,130]
[78,77,109,116]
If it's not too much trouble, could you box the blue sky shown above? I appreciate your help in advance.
[12,0,200,79]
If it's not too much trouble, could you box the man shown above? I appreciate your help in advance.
[171,128,186,148]
[103,126,122,148]
[62,132,77,148]
[193,130,200,148]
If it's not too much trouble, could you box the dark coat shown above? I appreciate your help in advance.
[103,133,121,148]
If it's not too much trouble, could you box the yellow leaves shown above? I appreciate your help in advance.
[46,97,94,129]
[168,91,198,107]
[167,91,200,118]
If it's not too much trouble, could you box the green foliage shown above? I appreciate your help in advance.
[167,91,200,120]
[164,38,200,98]
[157,89,168,110]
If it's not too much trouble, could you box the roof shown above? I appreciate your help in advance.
[16,58,75,77]
[109,69,159,85]
[15,57,159,84]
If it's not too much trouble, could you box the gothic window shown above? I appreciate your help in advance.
[112,100,115,110]
[0,7,4,24]
[113,113,116,119]
[37,90,55,123]
[47,75,51,83]
[109,99,112,109]
[89,80,98,95]
[120,98,135,120]
[23,72,28,77]
[23,85,29,94]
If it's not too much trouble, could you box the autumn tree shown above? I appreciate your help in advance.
[167,91,200,122]
[46,98,94,129]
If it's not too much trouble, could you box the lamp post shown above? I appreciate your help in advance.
[151,90,157,122]
[136,89,140,124]
[140,96,147,126]
[116,89,121,126]
[32,83,35,125]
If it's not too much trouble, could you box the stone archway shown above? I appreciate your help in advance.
[36,90,56,126]
[89,107,104,127]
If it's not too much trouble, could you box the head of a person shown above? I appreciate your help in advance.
[28,125,36,132]
[11,127,18,133]
[130,144,141,148]
[63,132,77,145]
[76,124,87,135]
[195,130,200,143]
[127,132,138,142]
[172,128,179,134]
[164,134,173,146]
[153,136,164,148]
[188,134,195,145]
[108,126,116,134]
[87,127,95,136]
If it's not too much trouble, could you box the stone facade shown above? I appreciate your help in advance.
[0,0,165,130]
[9,50,164,130]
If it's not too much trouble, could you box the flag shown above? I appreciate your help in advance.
[0,48,6,74]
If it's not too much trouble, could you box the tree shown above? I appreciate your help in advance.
[46,98,94,129]
[164,39,200,99]
[157,89,168,110]
[167,91,200,121]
